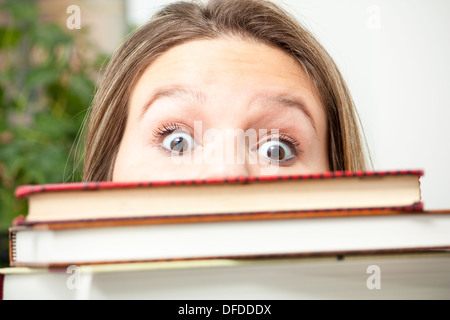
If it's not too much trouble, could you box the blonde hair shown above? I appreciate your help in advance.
[81,0,370,181]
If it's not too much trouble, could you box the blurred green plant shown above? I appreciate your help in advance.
[0,0,109,263]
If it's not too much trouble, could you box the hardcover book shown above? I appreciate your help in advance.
[15,170,424,223]
[9,208,450,267]
[1,251,450,300]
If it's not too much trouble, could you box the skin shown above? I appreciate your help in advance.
[113,38,329,181]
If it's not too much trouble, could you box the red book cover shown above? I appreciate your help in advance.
[12,169,425,225]
[15,169,424,198]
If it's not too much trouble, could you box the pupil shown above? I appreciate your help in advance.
[170,137,186,153]
[267,145,285,160]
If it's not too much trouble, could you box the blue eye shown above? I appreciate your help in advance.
[258,140,294,162]
[162,132,195,154]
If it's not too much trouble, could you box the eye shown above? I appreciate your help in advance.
[162,132,195,154]
[258,140,295,162]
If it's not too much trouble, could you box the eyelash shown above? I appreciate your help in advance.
[267,133,302,157]
[152,123,184,137]
[152,123,188,155]
[152,122,303,160]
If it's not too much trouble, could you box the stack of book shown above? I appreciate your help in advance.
[1,170,449,300]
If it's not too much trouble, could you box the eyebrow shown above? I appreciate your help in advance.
[139,86,317,133]
[139,87,206,119]
[250,94,317,133]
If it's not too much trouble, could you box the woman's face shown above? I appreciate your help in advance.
[113,38,329,181]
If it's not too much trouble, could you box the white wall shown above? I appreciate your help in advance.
[126,0,450,210]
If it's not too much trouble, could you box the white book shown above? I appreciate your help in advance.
[1,252,449,300]
[9,210,450,266]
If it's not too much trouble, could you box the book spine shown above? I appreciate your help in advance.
[0,273,4,300]
[9,229,17,266]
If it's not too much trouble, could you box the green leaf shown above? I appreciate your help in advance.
[68,74,95,108]
[34,112,72,137]
[0,27,22,49]
[0,86,4,106]
[25,64,60,88]
[31,23,73,49]
[0,0,38,24]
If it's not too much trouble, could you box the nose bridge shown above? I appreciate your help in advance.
[201,127,250,178]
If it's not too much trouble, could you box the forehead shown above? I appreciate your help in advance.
[133,38,316,93]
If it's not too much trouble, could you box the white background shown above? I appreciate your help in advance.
[126,0,450,210]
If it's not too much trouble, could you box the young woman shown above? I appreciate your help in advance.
[81,0,370,182]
